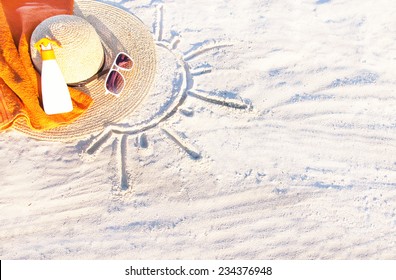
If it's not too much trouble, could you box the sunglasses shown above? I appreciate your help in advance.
[69,52,134,97]
[104,52,134,97]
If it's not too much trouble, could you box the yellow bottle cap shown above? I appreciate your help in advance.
[34,38,62,61]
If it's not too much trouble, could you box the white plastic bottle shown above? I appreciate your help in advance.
[35,38,73,115]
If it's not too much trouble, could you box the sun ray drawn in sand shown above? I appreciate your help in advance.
[82,5,252,191]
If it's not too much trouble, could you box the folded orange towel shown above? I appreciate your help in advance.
[0,0,93,132]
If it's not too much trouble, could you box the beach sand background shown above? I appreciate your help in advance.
[1,0,396,259]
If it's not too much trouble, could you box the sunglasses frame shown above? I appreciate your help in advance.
[104,52,134,97]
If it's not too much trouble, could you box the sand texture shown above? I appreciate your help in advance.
[1,0,396,259]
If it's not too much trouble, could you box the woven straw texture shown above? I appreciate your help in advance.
[30,15,105,84]
[14,0,156,141]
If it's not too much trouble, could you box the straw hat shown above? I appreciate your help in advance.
[14,0,156,141]
[30,15,105,85]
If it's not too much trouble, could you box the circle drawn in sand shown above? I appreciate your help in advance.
[82,5,252,191]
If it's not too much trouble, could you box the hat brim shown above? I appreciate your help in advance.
[14,0,157,141]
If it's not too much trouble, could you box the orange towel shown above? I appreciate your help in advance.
[0,0,93,131]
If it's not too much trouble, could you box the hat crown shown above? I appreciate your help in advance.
[30,15,104,84]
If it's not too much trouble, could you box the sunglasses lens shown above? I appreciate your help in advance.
[115,53,133,70]
[106,70,124,95]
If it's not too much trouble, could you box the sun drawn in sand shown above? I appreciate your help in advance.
[82,5,252,190]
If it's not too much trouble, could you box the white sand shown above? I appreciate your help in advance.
[1,0,396,259]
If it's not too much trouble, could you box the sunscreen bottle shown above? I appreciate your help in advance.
[35,38,73,115]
